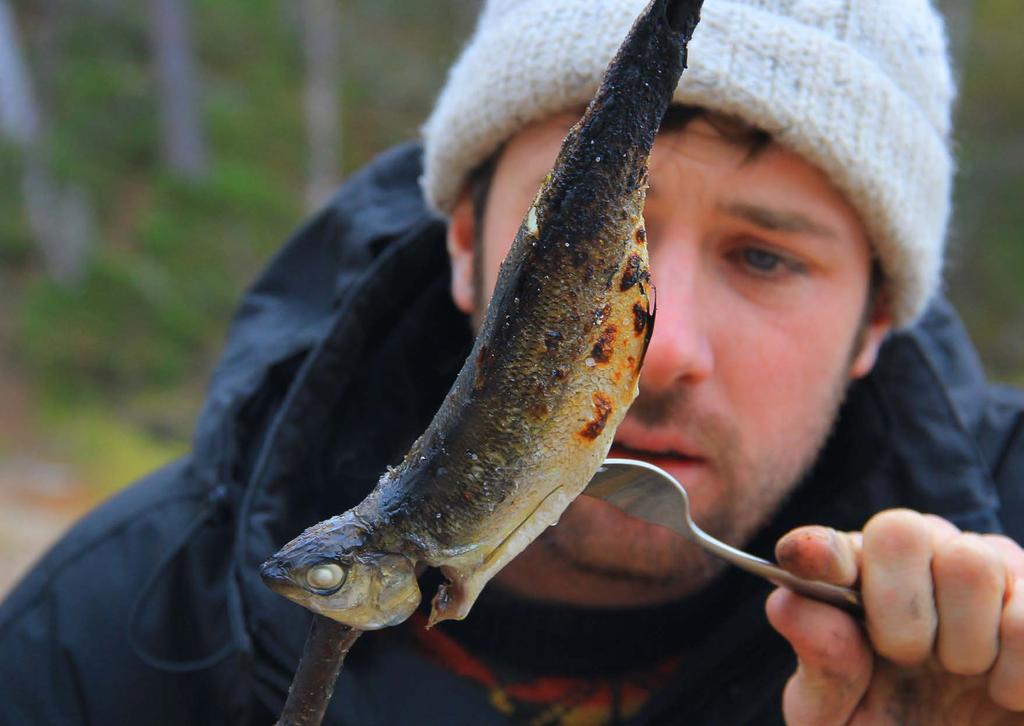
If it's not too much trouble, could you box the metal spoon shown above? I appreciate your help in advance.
[585,458,862,614]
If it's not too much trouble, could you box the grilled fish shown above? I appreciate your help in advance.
[261,0,703,630]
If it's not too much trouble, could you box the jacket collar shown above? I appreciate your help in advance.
[843,297,1001,530]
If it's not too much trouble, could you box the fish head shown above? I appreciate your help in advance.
[259,513,421,630]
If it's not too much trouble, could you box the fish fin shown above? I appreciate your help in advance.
[427,566,466,628]
[637,282,656,372]
[427,486,569,627]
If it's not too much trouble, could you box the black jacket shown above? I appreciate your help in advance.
[2,144,1022,725]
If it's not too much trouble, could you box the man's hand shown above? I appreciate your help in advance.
[765,510,1024,725]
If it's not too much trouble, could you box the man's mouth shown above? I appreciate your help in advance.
[608,442,705,467]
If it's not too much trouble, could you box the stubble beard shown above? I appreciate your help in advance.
[530,365,852,600]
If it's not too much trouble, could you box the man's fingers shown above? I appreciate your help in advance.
[862,509,941,666]
[766,588,872,725]
[776,525,861,586]
[989,584,1024,711]
[920,513,962,544]
[981,533,1024,582]
[776,512,1024,715]
[932,534,1005,675]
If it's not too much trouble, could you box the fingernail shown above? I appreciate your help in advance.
[776,526,833,578]
[825,526,843,553]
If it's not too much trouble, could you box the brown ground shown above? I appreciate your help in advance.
[0,365,97,599]
[0,459,95,597]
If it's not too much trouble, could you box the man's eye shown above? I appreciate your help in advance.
[734,246,807,277]
[742,248,783,272]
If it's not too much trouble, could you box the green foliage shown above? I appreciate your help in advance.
[0,145,33,268]
[4,0,474,461]
[946,0,1024,384]
[959,0,1024,135]
[337,0,471,172]
[41,3,155,192]
[16,155,300,399]
[18,250,201,394]
[34,401,190,497]
[9,0,307,423]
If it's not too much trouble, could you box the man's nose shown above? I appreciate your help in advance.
[640,249,714,389]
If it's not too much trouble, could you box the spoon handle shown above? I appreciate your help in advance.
[590,458,863,614]
[691,525,863,614]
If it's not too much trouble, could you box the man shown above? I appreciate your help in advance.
[1,0,1022,723]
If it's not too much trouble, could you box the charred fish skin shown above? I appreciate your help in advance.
[261,0,704,630]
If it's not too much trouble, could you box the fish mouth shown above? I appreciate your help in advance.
[259,557,295,594]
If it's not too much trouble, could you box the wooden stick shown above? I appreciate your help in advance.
[275,615,363,726]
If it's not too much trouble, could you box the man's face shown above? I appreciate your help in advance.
[446,112,891,607]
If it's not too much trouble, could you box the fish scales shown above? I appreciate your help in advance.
[261,0,704,630]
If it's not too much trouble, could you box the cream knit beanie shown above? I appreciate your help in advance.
[421,0,957,328]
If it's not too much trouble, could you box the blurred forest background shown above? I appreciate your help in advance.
[0,0,1021,592]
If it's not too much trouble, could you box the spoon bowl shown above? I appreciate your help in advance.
[585,458,862,614]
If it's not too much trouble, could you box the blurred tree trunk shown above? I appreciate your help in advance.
[0,0,39,145]
[0,0,91,284]
[300,0,341,211]
[149,0,208,179]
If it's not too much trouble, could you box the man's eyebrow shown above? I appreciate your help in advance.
[720,201,838,239]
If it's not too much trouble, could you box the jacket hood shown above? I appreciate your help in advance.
[193,143,473,685]
[191,142,449,492]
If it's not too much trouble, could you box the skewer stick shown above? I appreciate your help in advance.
[275,615,363,726]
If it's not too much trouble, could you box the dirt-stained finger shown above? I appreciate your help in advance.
[933,534,1005,675]
[862,509,938,667]
[776,525,860,587]
[989,581,1024,711]
[980,534,1024,583]
[921,513,961,544]
[766,587,872,725]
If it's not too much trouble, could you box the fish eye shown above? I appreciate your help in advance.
[305,562,347,593]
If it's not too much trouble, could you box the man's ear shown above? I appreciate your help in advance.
[849,293,893,379]
[447,191,476,316]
